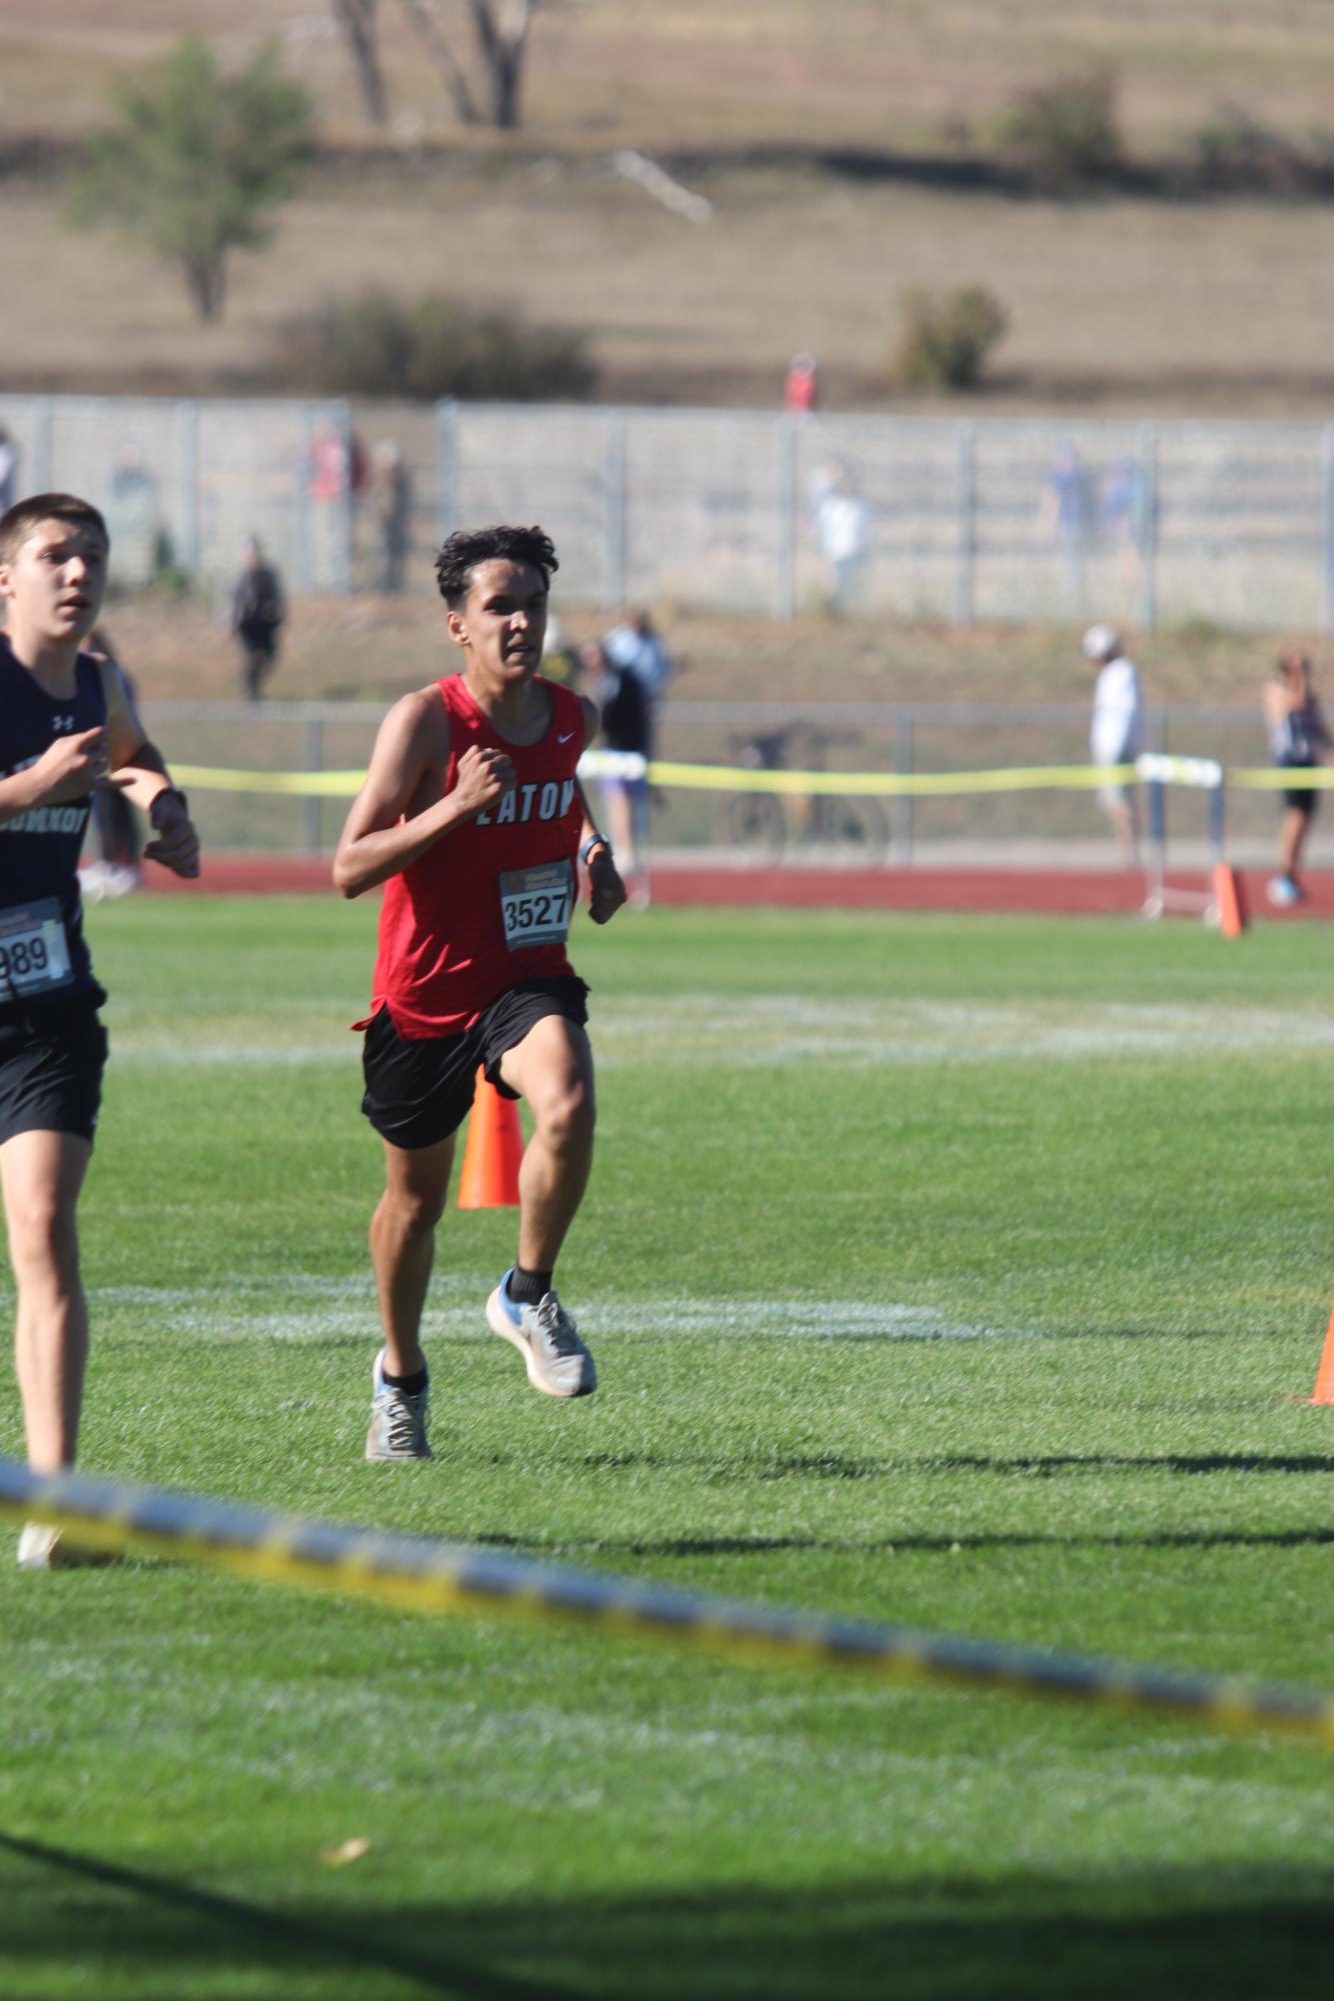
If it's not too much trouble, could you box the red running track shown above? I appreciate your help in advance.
[129,856,1334,920]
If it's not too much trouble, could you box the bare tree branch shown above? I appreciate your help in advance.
[397,0,481,125]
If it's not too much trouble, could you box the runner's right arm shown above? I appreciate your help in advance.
[333,687,514,898]
[0,728,110,824]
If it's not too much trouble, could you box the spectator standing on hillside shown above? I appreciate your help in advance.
[1083,624,1144,867]
[588,638,652,902]
[809,461,872,614]
[0,492,200,1567]
[370,440,412,594]
[1041,441,1096,608]
[0,428,19,513]
[600,609,678,896]
[785,352,818,415]
[1263,647,1331,908]
[231,537,287,702]
[106,443,160,591]
[307,424,367,590]
[1100,453,1153,603]
[601,607,679,748]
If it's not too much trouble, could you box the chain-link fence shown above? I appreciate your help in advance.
[440,407,1334,631]
[4,394,1334,630]
[0,393,355,595]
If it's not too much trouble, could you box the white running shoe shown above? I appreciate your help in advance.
[486,1273,597,1398]
[17,1522,120,1570]
[1266,874,1302,909]
[365,1351,432,1461]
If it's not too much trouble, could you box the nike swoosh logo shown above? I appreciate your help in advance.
[557,731,575,743]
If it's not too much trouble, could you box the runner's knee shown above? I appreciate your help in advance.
[530,1073,595,1155]
[4,1189,78,1279]
[380,1178,449,1238]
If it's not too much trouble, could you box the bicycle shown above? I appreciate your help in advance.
[721,722,890,866]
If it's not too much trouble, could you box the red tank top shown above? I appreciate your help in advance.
[371,674,586,1036]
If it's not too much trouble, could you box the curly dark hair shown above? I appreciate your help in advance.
[434,524,559,608]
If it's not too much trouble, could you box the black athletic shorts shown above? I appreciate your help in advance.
[361,974,590,1152]
[1280,763,1320,814]
[0,989,109,1148]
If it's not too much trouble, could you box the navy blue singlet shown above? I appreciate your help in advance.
[0,635,106,1005]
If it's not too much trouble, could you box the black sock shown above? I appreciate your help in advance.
[382,1364,428,1395]
[509,1265,552,1306]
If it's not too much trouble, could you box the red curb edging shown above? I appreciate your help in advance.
[124,858,1334,919]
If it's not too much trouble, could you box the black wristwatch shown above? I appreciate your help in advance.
[579,834,610,866]
[149,787,189,830]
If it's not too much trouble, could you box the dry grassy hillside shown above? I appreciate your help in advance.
[2,4,1334,412]
[5,3,1334,154]
[106,592,1290,710]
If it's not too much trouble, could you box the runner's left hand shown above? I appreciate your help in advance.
[143,795,202,879]
[587,848,626,925]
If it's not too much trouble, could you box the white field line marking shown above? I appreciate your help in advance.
[90,1276,1031,1344]
[111,1041,356,1069]
[591,996,1334,1068]
[107,997,1334,1071]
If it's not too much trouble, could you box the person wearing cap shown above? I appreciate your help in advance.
[1083,624,1144,867]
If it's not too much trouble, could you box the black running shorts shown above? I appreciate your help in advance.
[0,992,109,1148]
[361,974,590,1152]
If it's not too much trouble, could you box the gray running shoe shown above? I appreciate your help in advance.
[17,1522,121,1570]
[365,1352,432,1461]
[486,1273,597,1398]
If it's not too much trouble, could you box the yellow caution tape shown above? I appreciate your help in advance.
[1229,767,1334,789]
[168,759,1334,800]
[2,1457,1331,1746]
[170,764,366,797]
[171,759,1139,800]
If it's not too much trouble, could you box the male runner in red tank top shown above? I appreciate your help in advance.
[334,524,626,1461]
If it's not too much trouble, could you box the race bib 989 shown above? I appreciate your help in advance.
[499,861,574,952]
[0,898,73,1001]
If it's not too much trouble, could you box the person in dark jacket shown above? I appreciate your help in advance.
[231,537,286,701]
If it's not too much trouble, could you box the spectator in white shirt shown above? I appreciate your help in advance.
[1083,623,1144,867]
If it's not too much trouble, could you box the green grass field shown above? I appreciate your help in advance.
[2,897,1332,2000]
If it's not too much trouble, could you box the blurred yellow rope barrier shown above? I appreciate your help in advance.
[169,757,1334,800]
[3,1458,1332,1746]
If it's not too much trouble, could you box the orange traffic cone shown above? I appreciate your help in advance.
[1212,863,1248,938]
[456,1070,523,1209]
[1305,1306,1334,1406]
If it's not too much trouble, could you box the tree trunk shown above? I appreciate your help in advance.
[469,0,534,131]
[183,253,226,322]
[333,0,389,127]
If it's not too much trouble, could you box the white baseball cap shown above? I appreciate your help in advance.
[1081,624,1121,660]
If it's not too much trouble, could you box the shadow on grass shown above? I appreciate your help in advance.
[2,1837,1333,2000]
[612,1527,1334,1557]
[574,1449,1334,1485]
[0,1831,564,2000]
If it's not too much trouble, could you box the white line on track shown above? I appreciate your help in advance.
[91,1275,1029,1343]
[107,997,1334,1072]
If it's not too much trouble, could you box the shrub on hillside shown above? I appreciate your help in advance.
[895,286,1009,393]
[993,69,1124,190]
[1187,104,1334,195]
[275,289,597,401]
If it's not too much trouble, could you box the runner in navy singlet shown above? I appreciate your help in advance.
[334,524,626,1461]
[0,493,200,1567]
